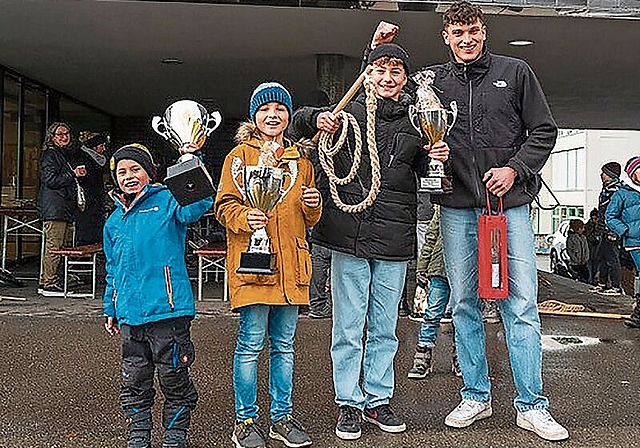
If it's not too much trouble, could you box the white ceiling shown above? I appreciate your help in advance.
[0,0,638,129]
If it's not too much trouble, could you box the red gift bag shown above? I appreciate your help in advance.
[478,192,509,300]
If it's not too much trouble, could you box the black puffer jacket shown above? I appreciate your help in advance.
[421,49,557,210]
[37,144,78,222]
[291,92,428,261]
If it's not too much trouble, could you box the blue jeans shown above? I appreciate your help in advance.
[233,305,299,422]
[417,276,451,348]
[440,204,548,412]
[330,250,407,410]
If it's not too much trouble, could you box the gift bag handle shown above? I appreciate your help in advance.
[485,189,503,215]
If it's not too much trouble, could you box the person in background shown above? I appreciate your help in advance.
[103,143,212,448]
[74,131,109,245]
[594,162,623,295]
[37,122,86,297]
[407,205,460,380]
[215,82,321,448]
[565,219,589,283]
[605,156,640,328]
[584,208,602,285]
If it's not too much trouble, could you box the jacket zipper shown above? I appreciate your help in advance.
[465,65,483,204]
[164,266,174,310]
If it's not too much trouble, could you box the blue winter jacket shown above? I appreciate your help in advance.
[103,184,213,326]
[605,184,640,248]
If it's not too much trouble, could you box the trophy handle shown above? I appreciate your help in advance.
[151,116,172,141]
[205,111,222,136]
[408,105,422,136]
[446,101,458,136]
[230,156,246,200]
[279,160,298,202]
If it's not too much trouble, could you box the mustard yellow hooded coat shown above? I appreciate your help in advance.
[215,123,321,310]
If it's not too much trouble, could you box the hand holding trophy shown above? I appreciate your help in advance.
[151,100,222,205]
[409,70,456,194]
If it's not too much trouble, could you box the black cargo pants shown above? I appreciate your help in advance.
[120,316,198,432]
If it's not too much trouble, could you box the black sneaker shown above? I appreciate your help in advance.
[407,346,433,379]
[362,404,406,433]
[335,405,362,440]
[269,415,312,448]
[162,428,188,448]
[232,418,266,448]
[39,284,67,297]
[308,307,332,319]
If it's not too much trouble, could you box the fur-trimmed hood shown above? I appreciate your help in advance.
[234,121,314,158]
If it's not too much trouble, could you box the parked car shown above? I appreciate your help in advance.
[546,218,586,276]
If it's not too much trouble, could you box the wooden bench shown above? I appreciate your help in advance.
[50,243,102,299]
[194,242,227,302]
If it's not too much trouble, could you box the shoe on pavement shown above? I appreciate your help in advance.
[232,418,266,448]
[38,284,68,297]
[335,405,362,440]
[269,415,312,448]
[362,404,406,433]
[444,399,492,428]
[407,346,433,380]
[599,287,624,296]
[408,312,424,322]
[127,430,151,448]
[440,311,453,324]
[162,428,188,448]
[516,409,569,441]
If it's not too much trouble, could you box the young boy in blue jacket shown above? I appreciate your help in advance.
[103,143,213,448]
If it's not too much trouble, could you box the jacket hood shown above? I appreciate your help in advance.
[234,121,314,158]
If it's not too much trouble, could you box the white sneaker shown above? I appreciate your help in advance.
[516,409,569,441]
[444,399,492,428]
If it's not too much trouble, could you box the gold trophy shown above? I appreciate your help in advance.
[409,70,457,194]
[151,100,222,205]
[231,142,297,274]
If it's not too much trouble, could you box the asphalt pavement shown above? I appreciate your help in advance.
[1,270,639,448]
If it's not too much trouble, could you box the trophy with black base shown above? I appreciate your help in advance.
[151,100,222,205]
[409,70,457,194]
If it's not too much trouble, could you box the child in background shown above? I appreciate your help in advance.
[565,219,590,283]
[103,143,213,448]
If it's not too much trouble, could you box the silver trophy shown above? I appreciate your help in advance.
[409,70,457,194]
[151,100,222,205]
[231,158,296,275]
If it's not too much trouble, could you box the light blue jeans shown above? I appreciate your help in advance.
[331,250,407,410]
[417,276,451,348]
[440,204,549,412]
[233,305,299,422]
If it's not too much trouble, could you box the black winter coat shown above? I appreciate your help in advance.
[37,145,78,222]
[291,92,428,261]
[422,50,557,210]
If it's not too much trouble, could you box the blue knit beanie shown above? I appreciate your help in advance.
[249,82,293,122]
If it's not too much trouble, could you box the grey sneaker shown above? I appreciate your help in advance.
[516,409,569,441]
[39,284,67,297]
[335,405,362,440]
[269,415,312,447]
[232,418,266,448]
[444,399,492,428]
[407,346,433,379]
[599,287,624,296]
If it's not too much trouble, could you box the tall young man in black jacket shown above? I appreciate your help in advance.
[374,0,568,442]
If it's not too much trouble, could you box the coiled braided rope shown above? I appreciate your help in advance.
[317,71,381,214]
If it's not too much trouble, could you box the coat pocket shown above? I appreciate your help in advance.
[164,266,174,310]
[295,237,312,286]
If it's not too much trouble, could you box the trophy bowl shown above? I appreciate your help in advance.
[151,100,222,205]
[409,103,457,195]
[236,166,285,275]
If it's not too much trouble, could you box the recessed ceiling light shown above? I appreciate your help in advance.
[509,40,534,46]
[161,58,183,65]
